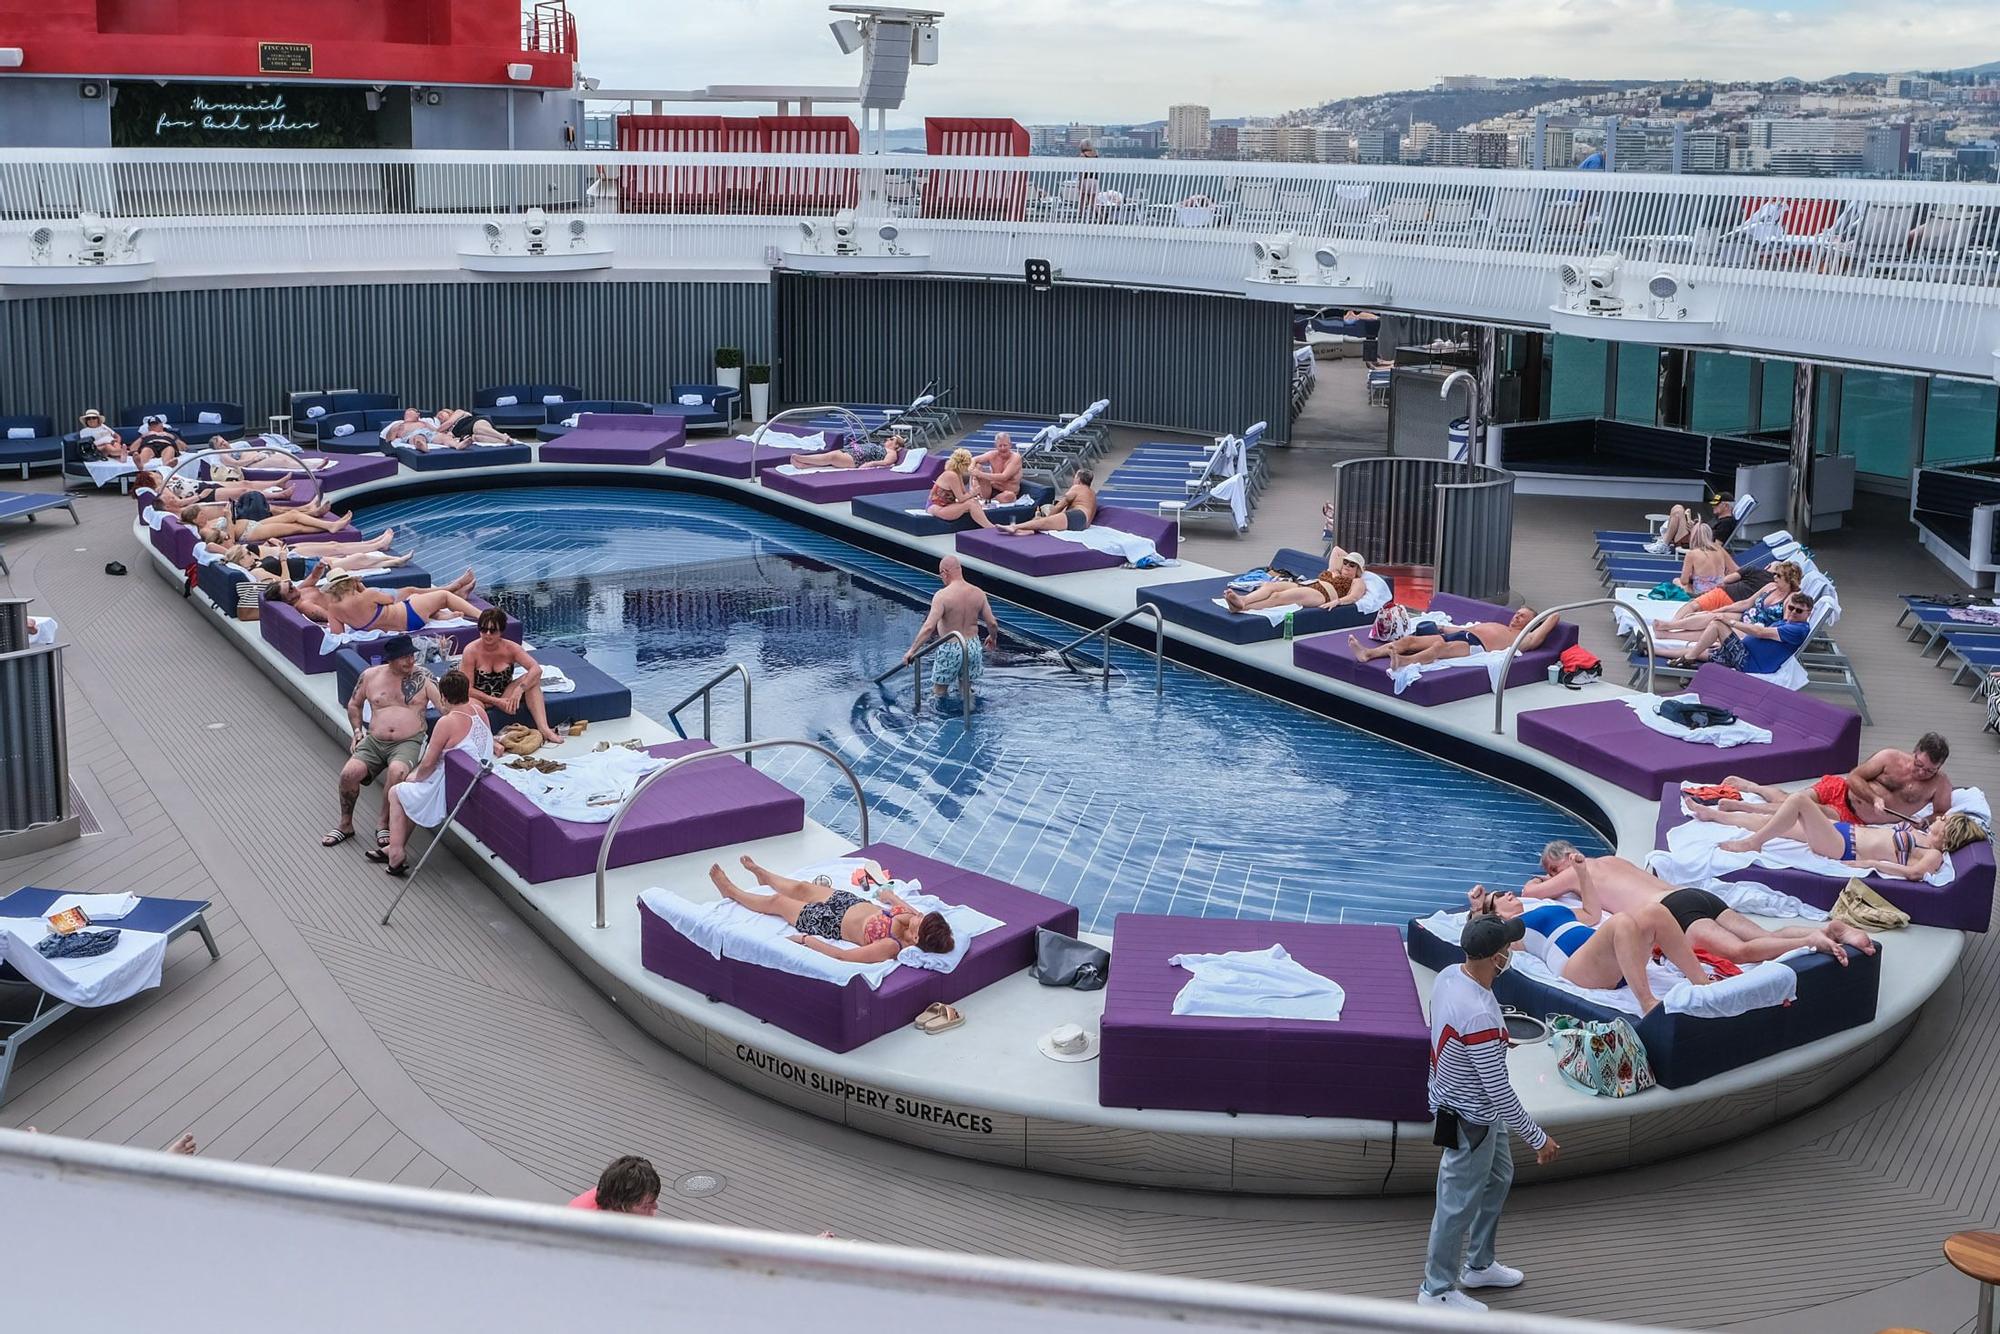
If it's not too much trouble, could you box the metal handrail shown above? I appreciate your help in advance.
[594,738,870,929]
[380,756,492,926]
[1053,602,1165,693]
[1491,597,1658,734]
[665,662,753,763]
[874,630,974,722]
[746,404,876,473]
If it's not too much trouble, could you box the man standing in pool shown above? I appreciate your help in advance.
[902,556,999,703]
[1419,912,1557,1313]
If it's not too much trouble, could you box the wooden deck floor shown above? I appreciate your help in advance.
[2,465,1991,1334]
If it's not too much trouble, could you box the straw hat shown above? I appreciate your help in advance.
[1340,552,1367,572]
[1036,1023,1099,1063]
[77,408,103,425]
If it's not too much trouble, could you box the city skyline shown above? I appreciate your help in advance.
[565,0,1998,126]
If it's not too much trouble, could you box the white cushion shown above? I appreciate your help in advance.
[197,411,222,425]
[333,423,356,437]
[541,394,564,405]
[305,405,327,418]
[561,414,581,427]
[5,426,34,439]
[678,394,705,406]
[494,395,519,407]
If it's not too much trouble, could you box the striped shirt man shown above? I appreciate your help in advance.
[1428,962,1548,1151]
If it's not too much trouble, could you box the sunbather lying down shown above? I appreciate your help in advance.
[1688,790,1985,881]
[708,855,954,963]
[320,574,484,635]
[1467,885,1711,1015]
[1226,548,1372,612]
[1349,607,1555,668]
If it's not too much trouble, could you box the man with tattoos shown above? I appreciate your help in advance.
[324,635,443,850]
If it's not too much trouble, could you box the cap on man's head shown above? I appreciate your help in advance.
[1461,913,1524,961]
[381,634,416,661]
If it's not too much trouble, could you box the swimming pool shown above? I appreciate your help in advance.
[357,485,1607,930]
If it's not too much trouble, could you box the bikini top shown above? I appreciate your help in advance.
[863,905,911,944]
[1892,824,1916,865]
[929,477,958,506]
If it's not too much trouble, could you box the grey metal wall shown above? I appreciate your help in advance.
[773,274,1296,441]
[0,280,771,423]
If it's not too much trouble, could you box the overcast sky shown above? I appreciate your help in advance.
[564,0,1996,125]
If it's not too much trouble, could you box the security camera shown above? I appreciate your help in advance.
[523,207,549,255]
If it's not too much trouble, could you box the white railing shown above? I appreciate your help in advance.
[0,1129,1677,1334]
[2,150,1997,377]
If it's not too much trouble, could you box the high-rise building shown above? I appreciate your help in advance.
[1433,130,1509,168]
[1208,124,1239,159]
[1539,124,1575,169]
[1610,120,1676,173]
[1745,118,1868,175]
[1437,75,1498,92]
[1401,121,1438,162]
[1313,125,1351,163]
[1064,124,1105,151]
[1682,130,1731,174]
[1166,104,1210,157]
[1353,128,1400,164]
[1864,123,1911,176]
[1027,124,1068,155]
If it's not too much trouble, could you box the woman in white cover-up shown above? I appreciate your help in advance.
[374,669,494,876]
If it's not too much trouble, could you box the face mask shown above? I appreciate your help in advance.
[1491,952,1511,976]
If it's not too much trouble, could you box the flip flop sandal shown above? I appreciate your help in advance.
[912,1002,947,1030]
[364,847,390,864]
[917,1005,963,1035]
[385,861,409,878]
[320,828,355,847]
[375,828,392,848]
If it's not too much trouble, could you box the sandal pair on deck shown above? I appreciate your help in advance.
[914,1003,963,1035]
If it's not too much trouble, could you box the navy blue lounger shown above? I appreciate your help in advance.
[391,442,535,471]
[848,481,1053,537]
[0,491,79,526]
[1139,547,1375,645]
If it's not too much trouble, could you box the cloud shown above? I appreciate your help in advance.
[563,0,1997,124]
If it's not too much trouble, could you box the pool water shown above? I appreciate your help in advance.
[357,486,1607,930]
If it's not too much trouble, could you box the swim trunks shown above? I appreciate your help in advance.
[1064,509,1088,531]
[352,732,424,782]
[795,889,863,941]
[929,635,985,691]
[1813,774,1857,824]
[1660,886,1728,933]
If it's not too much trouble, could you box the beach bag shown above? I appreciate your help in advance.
[1658,698,1735,729]
[1556,645,1602,690]
[1033,928,1110,991]
[1647,579,1692,602]
[235,578,264,622]
[1831,879,1910,932]
[1372,604,1414,642]
[231,490,273,523]
[1547,1014,1654,1098]
[410,634,453,676]
[1983,671,2000,735]
[496,723,544,757]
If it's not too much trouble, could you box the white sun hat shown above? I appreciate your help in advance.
[1036,1023,1099,1063]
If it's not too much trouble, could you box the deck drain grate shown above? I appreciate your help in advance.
[674,1170,726,1198]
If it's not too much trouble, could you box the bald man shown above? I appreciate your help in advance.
[902,556,999,702]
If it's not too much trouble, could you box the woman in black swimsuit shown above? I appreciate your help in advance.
[707,855,954,964]
[457,606,565,744]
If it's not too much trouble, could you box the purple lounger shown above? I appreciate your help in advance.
[1518,665,1862,797]
[761,454,946,505]
[539,414,685,466]
[1293,593,1580,707]
[445,739,806,884]
[954,506,1180,577]
[150,515,199,568]
[1651,780,1995,932]
[255,567,444,674]
[305,453,399,492]
[636,842,1079,1052]
[667,422,856,481]
[1098,915,1431,1120]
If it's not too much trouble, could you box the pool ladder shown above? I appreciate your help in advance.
[667,662,754,762]
[872,631,975,722]
[1053,603,1165,693]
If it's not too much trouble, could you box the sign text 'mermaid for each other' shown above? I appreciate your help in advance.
[153,92,323,139]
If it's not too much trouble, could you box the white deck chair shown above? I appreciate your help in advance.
[1327,184,1376,238]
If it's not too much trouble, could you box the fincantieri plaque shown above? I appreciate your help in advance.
[258,42,313,75]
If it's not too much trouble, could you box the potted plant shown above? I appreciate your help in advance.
[746,364,771,423]
[714,346,743,391]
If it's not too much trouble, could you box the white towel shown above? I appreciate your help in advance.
[318,615,475,654]
[5,426,34,439]
[561,414,581,428]
[494,395,519,407]
[1622,693,1773,748]
[541,394,564,405]
[84,459,138,486]
[140,505,169,531]
[28,616,58,646]
[46,892,140,921]
[1646,792,1956,888]
[197,411,222,425]
[0,917,170,1008]
[494,663,575,694]
[1211,472,1249,533]
[1355,571,1393,616]
[488,744,665,824]
[774,463,841,475]
[1048,525,1162,566]
[891,447,929,474]
[1211,596,1294,625]
[1168,945,1346,1020]
[1390,648,1504,696]
[678,394,705,406]
[305,405,327,418]
[332,423,356,437]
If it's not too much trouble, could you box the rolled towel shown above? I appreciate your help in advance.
[197,411,222,425]
[678,393,705,406]
[561,414,580,427]
[541,394,564,405]
[5,426,33,439]
[332,422,356,437]
[305,404,327,418]
[494,394,519,407]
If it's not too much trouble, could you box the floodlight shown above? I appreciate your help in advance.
[1556,261,1584,291]
[1585,253,1620,292]
[482,221,504,254]
[568,218,588,247]
[878,223,899,243]
[1312,246,1339,271]
[1647,272,1679,300]
[523,207,549,255]
[28,226,52,262]
[1249,233,1299,283]
[831,208,859,255]
[77,211,110,264]
[1024,257,1053,291]
[829,18,864,53]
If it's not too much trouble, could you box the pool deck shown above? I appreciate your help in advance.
[1,433,1993,1330]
